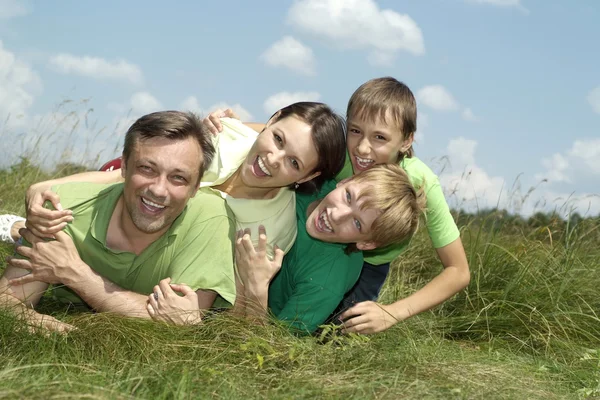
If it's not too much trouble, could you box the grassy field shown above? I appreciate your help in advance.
[1,160,599,399]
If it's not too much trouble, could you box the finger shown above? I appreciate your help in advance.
[224,108,240,120]
[153,285,164,301]
[40,190,66,212]
[342,322,371,335]
[6,256,32,270]
[13,244,33,259]
[148,293,158,309]
[54,230,72,243]
[18,228,42,244]
[257,225,267,253]
[146,302,156,316]
[28,206,72,224]
[169,283,194,296]
[241,233,255,255]
[9,273,37,286]
[159,278,172,297]
[273,245,285,266]
[26,221,68,237]
[339,305,363,321]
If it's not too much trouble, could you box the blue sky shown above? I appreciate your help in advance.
[1,0,599,216]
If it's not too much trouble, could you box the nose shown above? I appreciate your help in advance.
[266,149,284,169]
[148,175,169,199]
[357,137,370,156]
[330,203,352,224]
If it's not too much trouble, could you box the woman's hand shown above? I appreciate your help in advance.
[25,183,73,239]
[235,226,284,290]
[202,108,240,135]
[146,278,202,325]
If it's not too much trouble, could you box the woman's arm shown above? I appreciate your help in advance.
[26,169,123,238]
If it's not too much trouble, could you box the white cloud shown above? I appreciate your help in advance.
[536,153,570,183]
[568,138,600,174]
[263,91,321,115]
[535,138,600,184]
[587,86,600,114]
[447,137,477,167]
[465,0,529,13]
[49,53,144,85]
[179,96,253,122]
[287,0,424,65]
[417,85,459,111]
[261,36,316,76]
[0,0,32,19]
[0,40,42,129]
[462,107,479,122]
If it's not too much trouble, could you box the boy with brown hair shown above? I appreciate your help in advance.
[336,77,470,334]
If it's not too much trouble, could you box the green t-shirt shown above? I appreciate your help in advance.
[268,180,363,333]
[336,154,459,265]
[51,182,237,307]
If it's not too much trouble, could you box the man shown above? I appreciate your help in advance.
[0,111,236,331]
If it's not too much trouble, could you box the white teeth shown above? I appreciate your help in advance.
[142,197,165,209]
[257,156,271,176]
[356,156,374,168]
[319,210,333,232]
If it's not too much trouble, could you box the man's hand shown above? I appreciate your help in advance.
[146,278,202,325]
[25,310,76,335]
[235,226,283,289]
[202,108,240,135]
[25,184,73,239]
[340,301,406,335]
[8,229,83,286]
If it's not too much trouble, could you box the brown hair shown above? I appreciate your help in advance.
[347,77,417,161]
[268,102,346,194]
[122,111,215,182]
[346,163,425,253]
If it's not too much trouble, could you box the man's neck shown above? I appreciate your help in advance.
[214,169,280,200]
[106,196,167,255]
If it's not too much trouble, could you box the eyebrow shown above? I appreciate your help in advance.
[273,127,306,170]
[138,159,193,178]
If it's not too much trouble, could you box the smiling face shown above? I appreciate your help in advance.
[346,112,413,174]
[305,180,380,250]
[238,115,321,190]
[121,135,202,237]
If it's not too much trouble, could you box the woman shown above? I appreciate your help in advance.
[2,102,346,260]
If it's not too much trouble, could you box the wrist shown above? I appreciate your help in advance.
[61,260,93,287]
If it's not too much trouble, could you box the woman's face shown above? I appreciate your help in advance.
[239,115,321,189]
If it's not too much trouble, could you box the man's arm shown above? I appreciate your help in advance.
[8,229,154,318]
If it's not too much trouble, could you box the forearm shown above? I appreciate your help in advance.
[29,170,123,193]
[65,263,150,318]
[389,265,470,321]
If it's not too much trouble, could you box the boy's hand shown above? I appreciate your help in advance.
[202,108,240,135]
[235,226,283,289]
[339,301,403,335]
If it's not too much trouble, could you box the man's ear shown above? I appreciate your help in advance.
[120,156,127,179]
[356,241,377,251]
[297,171,321,184]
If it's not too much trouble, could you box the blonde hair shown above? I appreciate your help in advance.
[347,77,417,161]
[348,163,425,252]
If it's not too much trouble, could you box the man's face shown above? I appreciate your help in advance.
[121,135,202,236]
[346,112,412,174]
[305,180,379,250]
[238,116,320,190]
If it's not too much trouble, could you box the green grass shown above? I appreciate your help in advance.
[1,160,599,399]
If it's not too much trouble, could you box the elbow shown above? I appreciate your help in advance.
[458,263,471,290]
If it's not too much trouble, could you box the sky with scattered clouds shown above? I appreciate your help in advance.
[1,0,599,216]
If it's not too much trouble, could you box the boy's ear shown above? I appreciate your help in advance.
[336,178,351,187]
[120,156,127,179]
[356,241,377,251]
[400,133,414,153]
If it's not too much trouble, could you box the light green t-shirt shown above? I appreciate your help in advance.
[51,182,237,307]
[335,154,459,265]
[268,180,363,334]
[201,118,297,257]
